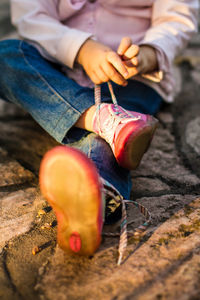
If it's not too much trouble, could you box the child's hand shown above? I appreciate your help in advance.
[117,37,158,78]
[76,39,128,86]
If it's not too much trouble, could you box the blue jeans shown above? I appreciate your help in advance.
[0,39,163,199]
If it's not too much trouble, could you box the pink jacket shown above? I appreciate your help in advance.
[11,0,199,102]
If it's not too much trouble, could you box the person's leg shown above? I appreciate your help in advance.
[0,39,162,261]
[0,39,162,197]
[0,39,97,143]
[0,39,131,199]
[0,39,162,192]
[39,80,162,260]
[65,81,163,198]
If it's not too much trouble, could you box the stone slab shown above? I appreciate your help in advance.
[132,177,170,198]
[172,63,200,179]
[0,119,58,174]
[0,147,34,187]
[186,117,200,155]
[2,196,56,300]
[133,125,200,186]
[0,193,197,300]
[0,101,27,119]
[0,188,38,249]
[34,198,200,300]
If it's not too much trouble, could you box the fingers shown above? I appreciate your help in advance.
[123,57,140,78]
[123,44,139,60]
[95,67,109,83]
[89,52,140,85]
[123,56,139,68]
[102,61,128,86]
[131,56,139,66]
[124,66,138,78]
[89,61,128,86]
[117,37,132,55]
[90,65,127,86]
[117,37,139,61]
[106,51,128,78]
[89,71,102,85]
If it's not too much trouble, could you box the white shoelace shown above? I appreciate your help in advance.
[101,177,151,266]
[94,82,151,265]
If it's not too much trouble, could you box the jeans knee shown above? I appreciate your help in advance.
[0,39,21,58]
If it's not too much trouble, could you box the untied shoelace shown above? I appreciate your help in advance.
[94,82,152,265]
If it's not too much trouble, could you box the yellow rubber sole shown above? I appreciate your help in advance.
[39,146,103,256]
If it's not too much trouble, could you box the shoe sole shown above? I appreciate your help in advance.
[115,117,158,170]
[39,146,103,256]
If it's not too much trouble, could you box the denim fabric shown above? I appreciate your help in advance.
[0,39,163,199]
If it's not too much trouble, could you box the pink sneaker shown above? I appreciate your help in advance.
[93,104,158,170]
[39,146,104,256]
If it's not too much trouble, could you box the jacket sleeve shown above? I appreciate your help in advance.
[140,0,199,81]
[11,0,92,68]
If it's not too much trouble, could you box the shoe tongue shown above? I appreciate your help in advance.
[92,103,110,134]
[93,103,142,146]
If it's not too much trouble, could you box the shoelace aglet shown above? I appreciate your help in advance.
[117,252,123,266]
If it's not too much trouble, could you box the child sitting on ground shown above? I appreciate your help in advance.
[0,0,198,264]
